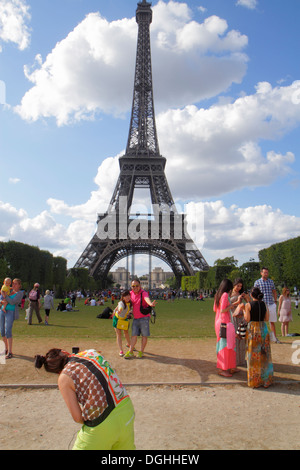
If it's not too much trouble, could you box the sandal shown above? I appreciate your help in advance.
[218,370,232,377]
[5,352,13,359]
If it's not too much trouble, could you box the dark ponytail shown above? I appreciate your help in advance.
[34,348,69,374]
[34,355,47,369]
[251,287,264,301]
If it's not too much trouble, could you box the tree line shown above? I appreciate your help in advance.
[0,241,67,293]
[181,236,300,293]
[1,236,299,295]
[0,241,113,295]
[258,236,300,289]
[181,257,261,293]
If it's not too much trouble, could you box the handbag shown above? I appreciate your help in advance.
[219,323,227,339]
[140,293,152,315]
[236,321,247,339]
[117,318,129,330]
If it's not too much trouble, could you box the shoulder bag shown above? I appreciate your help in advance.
[140,292,152,315]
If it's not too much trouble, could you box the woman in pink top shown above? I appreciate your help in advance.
[214,279,236,377]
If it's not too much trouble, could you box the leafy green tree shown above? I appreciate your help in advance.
[0,241,68,292]
[53,257,67,288]
[239,261,260,289]
[0,257,9,283]
[259,237,300,288]
[214,257,238,268]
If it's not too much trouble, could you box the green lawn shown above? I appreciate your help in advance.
[12,297,300,340]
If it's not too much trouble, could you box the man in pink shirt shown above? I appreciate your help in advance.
[124,279,156,359]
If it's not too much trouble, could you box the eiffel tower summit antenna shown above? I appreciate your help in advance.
[74,0,209,285]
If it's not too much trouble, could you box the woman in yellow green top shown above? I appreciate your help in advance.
[112,290,132,356]
[35,348,135,450]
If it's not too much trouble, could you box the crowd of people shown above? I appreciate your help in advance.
[0,269,296,366]
[213,266,295,388]
[0,268,297,450]
[0,277,157,360]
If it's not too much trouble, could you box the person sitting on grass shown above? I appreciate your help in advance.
[57,300,67,311]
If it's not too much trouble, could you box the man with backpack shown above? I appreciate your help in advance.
[27,283,42,325]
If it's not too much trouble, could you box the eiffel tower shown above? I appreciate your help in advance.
[74,0,209,285]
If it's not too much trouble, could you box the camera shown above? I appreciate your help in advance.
[151,308,156,324]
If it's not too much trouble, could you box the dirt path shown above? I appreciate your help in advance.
[0,337,299,450]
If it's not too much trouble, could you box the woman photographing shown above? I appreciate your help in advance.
[35,348,135,450]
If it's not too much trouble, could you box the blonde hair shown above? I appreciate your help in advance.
[282,287,290,297]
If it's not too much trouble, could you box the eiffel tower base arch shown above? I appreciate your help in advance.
[75,233,205,288]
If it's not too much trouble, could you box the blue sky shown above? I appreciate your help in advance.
[0,0,300,276]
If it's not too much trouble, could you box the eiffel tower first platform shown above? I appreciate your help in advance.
[74,0,209,285]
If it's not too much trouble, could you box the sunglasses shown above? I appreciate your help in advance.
[131,285,139,288]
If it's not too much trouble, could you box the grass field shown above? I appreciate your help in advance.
[12,297,300,340]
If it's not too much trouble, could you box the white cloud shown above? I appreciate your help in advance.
[186,200,300,265]
[0,201,95,266]
[15,2,248,125]
[0,0,31,51]
[8,177,21,184]
[157,81,300,199]
[1,196,299,269]
[15,12,137,125]
[47,155,120,220]
[0,79,6,103]
[42,80,300,225]
[8,210,68,249]
[236,0,258,9]
[0,201,26,235]
[201,201,300,249]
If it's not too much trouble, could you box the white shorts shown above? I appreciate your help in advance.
[268,303,277,322]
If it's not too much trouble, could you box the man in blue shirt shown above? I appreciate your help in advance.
[254,267,280,343]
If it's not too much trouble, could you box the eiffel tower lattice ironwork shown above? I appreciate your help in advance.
[74,0,209,283]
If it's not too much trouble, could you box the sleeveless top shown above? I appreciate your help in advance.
[250,300,267,322]
[2,292,16,311]
[114,301,131,319]
[62,349,129,427]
